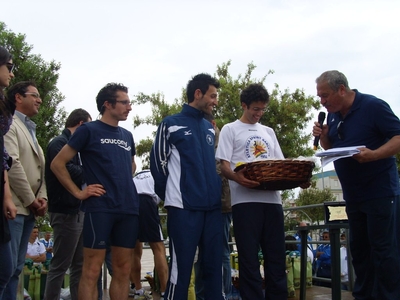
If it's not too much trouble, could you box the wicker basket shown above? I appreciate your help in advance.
[234,159,315,190]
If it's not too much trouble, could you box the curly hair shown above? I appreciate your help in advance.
[96,83,128,114]
[240,83,269,107]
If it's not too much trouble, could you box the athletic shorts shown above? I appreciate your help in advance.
[83,212,138,249]
[137,194,164,243]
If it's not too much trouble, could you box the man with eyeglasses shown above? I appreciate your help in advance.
[313,70,400,300]
[216,83,291,299]
[3,81,48,300]
[51,83,139,300]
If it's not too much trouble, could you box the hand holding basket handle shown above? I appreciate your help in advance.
[233,163,261,189]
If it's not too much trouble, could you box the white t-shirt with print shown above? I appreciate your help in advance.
[216,120,284,206]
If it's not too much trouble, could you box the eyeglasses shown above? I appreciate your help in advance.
[250,107,267,113]
[115,100,132,106]
[24,92,41,99]
[6,63,15,73]
[337,121,344,140]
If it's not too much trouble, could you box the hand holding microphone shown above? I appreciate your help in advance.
[313,112,326,150]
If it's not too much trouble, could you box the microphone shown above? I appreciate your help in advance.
[313,112,326,150]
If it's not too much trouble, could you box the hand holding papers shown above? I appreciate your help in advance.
[315,146,365,167]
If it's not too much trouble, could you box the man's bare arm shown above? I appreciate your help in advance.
[51,144,105,200]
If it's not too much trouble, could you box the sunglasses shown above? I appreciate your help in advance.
[337,121,344,140]
[6,63,15,73]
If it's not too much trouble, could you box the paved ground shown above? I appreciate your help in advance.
[102,247,354,300]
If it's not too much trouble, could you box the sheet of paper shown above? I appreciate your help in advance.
[315,146,365,167]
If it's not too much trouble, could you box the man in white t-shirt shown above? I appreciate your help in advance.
[26,226,46,264]
[216,83,290,299]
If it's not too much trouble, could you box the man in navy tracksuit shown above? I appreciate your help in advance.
[150,73,223,300]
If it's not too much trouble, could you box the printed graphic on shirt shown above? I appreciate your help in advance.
[206,134,214,146]
[100,138,131,151]
[245,135,271,160]
[135,170,151,180]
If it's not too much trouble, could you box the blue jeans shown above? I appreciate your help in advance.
[222,213,232,299]
[3,213,35,300]
[0,241,13,299]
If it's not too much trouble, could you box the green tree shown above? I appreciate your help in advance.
[133,92,184,168]
[133,60,321,168]
[0,22,67,153]
[295,188,336,224]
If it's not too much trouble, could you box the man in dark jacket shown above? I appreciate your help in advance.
[44,108,91,300]
[150,73,223,300]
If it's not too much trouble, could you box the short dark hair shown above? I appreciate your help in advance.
[65,108,92,128]
[7,81,37,105]
[186,73,220,103]
[240,83,269,107]
[96,83,128,114]
[315,70,350,92]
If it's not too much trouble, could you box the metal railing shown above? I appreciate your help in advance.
[102,203,355,292]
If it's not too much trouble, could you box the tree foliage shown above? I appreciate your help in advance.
[0,22,67,154]
[295,188,336,224]
[133,60,321,168]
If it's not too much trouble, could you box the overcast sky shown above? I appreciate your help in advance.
[2,0,400,171]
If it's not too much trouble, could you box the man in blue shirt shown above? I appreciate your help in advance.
[40,232,53,261]
[313,70,400,300]
[51,83,140,300]
[315,230,331,287]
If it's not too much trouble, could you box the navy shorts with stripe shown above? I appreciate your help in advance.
[83,212,138,249]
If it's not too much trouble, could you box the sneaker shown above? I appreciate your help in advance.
[134,288,153,300]
[129,287,137,297]
[134,291,153,300]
